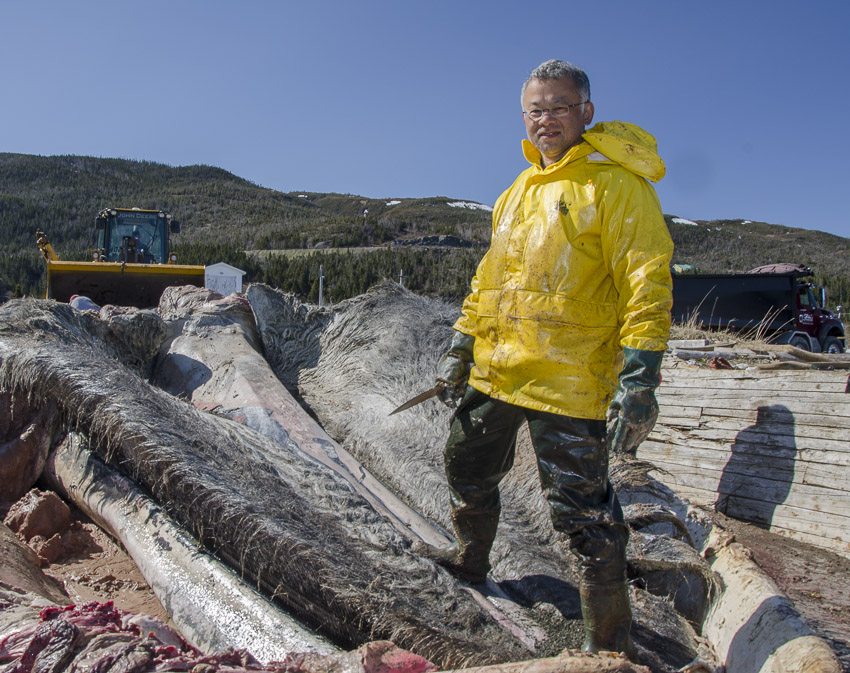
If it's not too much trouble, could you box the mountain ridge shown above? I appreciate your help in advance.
[2,153,848,307]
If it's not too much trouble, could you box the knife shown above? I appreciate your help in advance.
[388,383,446,416]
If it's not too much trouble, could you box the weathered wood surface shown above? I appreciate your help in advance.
[638,360,850,559]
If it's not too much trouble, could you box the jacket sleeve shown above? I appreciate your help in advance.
[454,273,480,336]
[600,172,673,352]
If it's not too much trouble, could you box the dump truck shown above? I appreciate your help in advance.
[37,207,205,308]
[671,263,845,353]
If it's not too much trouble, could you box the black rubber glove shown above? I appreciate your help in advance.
[606,347,664,454]
[435,330,475,406]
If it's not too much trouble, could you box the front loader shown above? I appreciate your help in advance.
[37,207,205,309]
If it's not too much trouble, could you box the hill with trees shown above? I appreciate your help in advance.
[2,152,848,309]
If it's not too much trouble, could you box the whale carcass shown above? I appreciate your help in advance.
[0,298,534,669]
[246,282,715,672]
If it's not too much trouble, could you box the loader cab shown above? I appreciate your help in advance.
[94,208,179,265]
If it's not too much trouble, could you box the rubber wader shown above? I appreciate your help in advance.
[573,523,636,659]
[413,508,497,584]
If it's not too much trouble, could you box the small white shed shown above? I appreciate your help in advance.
[205,262,246,296]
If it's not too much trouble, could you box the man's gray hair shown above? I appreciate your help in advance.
[521,59,591,103]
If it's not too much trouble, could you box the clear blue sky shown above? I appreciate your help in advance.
[2,1,849,239]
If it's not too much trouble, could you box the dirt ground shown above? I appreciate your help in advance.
[29,503,171,624]
[6,500,846,671]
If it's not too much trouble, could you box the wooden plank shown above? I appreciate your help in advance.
[665,483,850,558]
[667,339,710,348]
[660,414,850,445]
[641,443,826,488]
[648,425,743,447]
[658,380,850,403]
[657,388,850,407]
[671,418,850,447]
[644,464,850,534]
[662,366,850,384]
[637,440,836,484]
[662,380,850,396]
[646,365,850,560]
[797,448,850,468]
[647,462,850,507]
[661,483,715,508]
[657,395,850,418]
[644,431,733,454]
[662,368,848,381]
[640,441,850,495]
[644,467,850,527]
[638,450,850,506]
[662,368,849,383]
[665,403,850,430]
[654,426,850,457]
[660,372,850,391]
[656,418,702,430]
[656,404,704,419]
[721,499,850,543]
[641,435,850,481]
[661,377,850,395]
[660,375,849,390]
[649,418,850,462]
[699,404,850,424]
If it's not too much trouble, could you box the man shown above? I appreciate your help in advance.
[421,60,673,657]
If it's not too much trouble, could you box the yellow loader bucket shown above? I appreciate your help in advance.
[47,260,205,308]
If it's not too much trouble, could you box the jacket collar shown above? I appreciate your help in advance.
[521,121,666,182]
[522,139,594,172]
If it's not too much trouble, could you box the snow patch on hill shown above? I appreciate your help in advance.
[447,201,492,212]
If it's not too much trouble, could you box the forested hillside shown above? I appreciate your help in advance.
[2,152,848,309]
[666,217,850,311]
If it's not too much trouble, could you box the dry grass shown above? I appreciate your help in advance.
[669,323,770,348]
[669,308,783,351]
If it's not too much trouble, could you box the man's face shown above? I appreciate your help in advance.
[522,77,594,167]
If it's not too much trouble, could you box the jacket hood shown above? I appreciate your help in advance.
[581,121,666,182]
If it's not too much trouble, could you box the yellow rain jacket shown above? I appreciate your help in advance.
[455,121,673,420]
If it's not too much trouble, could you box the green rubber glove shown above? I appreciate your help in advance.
[436,330,475,406]
[606,347,664,454]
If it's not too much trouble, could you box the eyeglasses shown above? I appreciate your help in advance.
[522,102,586,121]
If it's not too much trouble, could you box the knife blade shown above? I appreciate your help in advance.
[388,383,445,416]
